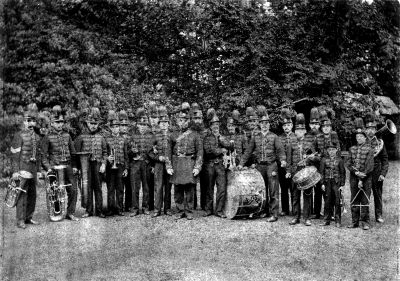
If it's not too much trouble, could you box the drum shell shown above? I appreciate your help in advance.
[292,166,321,190]
[224,169,266,219]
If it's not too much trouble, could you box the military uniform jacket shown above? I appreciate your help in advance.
[287,137,318,174]
[127,129,154,163]
[203,130,232,163]
[240,131,285,166]
[279,131,297,167]
[41,129,77,171]
[105,134,128,169]
[171,129,203,171]
[319,156,346,186]
[148,130,173,170]
[10,128,42,174]
[74,131,107,164]
[367,137,389,177]
[316,131,340,158]
[346,143,374,176]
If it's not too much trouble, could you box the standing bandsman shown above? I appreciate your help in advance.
[319,140,346,227]
[365,113,389,224]
[128,107,154,216]
[119,110,133,212]
[242,107,258,167]
[148,101,159,211]
[41,105,80,221]
[170,102,203,220]
[10,103,41,229]
[203,109,232,218]
[149,106,174,217]
[226,110,245,166]
[238,106,287,222]
[105,110,128,216]
[278,108,296,217]
[346,118,374,230]
[288,113,318,226]
[75,107,107,218]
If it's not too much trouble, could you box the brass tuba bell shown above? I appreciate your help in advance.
[376,119,397,137]
[45,165,69,222]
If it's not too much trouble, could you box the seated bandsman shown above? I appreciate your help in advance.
[346,118,374,230]
[10,103,41,229]
[319,140,345,227]
[203,109,232,218]
[288,113,319,226]
[149,106,174,217]
[238,106,286,222]
[41,105,80,221]
[75,107,107,218]
[105,110,128,217]
[128,107,154,216]
[170,102,203,220]
[226,110,245,166]
[365,113,389,224]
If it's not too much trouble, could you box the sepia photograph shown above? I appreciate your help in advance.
[0,0,399,280]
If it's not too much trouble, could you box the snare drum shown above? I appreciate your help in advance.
[292,166,321,190]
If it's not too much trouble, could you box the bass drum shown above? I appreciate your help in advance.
[224,168,266,219]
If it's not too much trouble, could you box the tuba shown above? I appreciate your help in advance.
[45,165,68,222]
[4,171,33,208]
[373,119,397,157]
[76,152,90,208]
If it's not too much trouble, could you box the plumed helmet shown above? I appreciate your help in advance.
[354,117,366,136]
[309,107,320,124]
[227,110,240,126]
[295,113,306,129]
[51,105,64,122]
[246,107,258,122]
[136,107,149,125]
[257,105,269,123]
[190,102,203,119]
[365,112,377,128]
[320,109,331,126]
[281,108,293,125]
[24,103,39,119]
[158,106,169,122]
[87,107,101,123]
[148,101,159,118]
[178,102,191,119]
[119,110,129,125]
[207,108,219,124]
[107,110,119,126]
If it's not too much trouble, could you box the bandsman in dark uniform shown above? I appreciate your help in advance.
[242,107,258,168]
[170,103,203,220]
[346,118,374,230]
[365,113,389,224]
[226,110,245,166]
[41,105,80,221]
[278,108,296,217]
[119,110,133,212]
[319,140,346,227]
[128,107,154,216]
[238,106,287,222]
[288,113,319,226]
[105,110,128,216]
[10,103,41,229]
[149,106,174,217]
[148,101,159,211]
[203,109,232,218]
[75,107,108,218]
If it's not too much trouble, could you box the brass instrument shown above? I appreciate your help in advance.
[339,188,347,215]
[76,152,90,208]
[111,148,118,169]
[45,165,68,222]
[4,171,32,208]
[372,119,397,157]
[30,131,37,162]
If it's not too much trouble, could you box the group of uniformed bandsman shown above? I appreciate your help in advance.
[9,101,389,231]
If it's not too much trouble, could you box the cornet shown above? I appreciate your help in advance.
[111,148,118,169]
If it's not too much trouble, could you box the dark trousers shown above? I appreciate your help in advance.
[123,171,132,212]
[106,164,124,213]
[63,165,78,216]
[154,162,172,213]
[147,164,155,210]
[204,162,227,214]
[371,165,383,219]
[323,179,341,223]
[257,162,279,217]
[87,161,103,216]
[278,167,291,214]
[199,169,207,210]
[175,183,195,213]
[292,166,312,220]
[350,175,371,225]
[16,177,37,222]
[130,160,149,211]
[313,181,325,216]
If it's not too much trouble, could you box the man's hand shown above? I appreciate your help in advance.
[280,161,287,168]
[12,172,19,180]
[107,155,115,162]
[285,172,291,179]
[250,164,256,169]
[122,169,128,177]
[358,172,366,179]
[47,169,53,175]
[378,175,385,182]
[167,168,174,175]
[72,168,78,175]
[271,171,277,177]
[193,168,200,177]
[159,156,165,162]
[99,163,106,174]
[237,165,243,170]
[221,148,228,154]
[321,184,326,192]
[339,186,344,191]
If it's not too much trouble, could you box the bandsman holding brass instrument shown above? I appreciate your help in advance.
[105,110,128,216]
[41,105,79,221]
[226,110,245,167]
[10,103,41,229]
[238,106,287,222]
[75,107,108,218]
[203,108,232,218]
[149,106,174,217]
[346,118,374,230]
[365,113,390,224]
[148,102,159,211]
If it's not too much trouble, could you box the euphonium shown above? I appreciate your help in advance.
[45,165,68,222]
[4,171,32,208]
[76,151,90,208]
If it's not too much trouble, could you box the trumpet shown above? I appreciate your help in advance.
[111,148,118,169]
